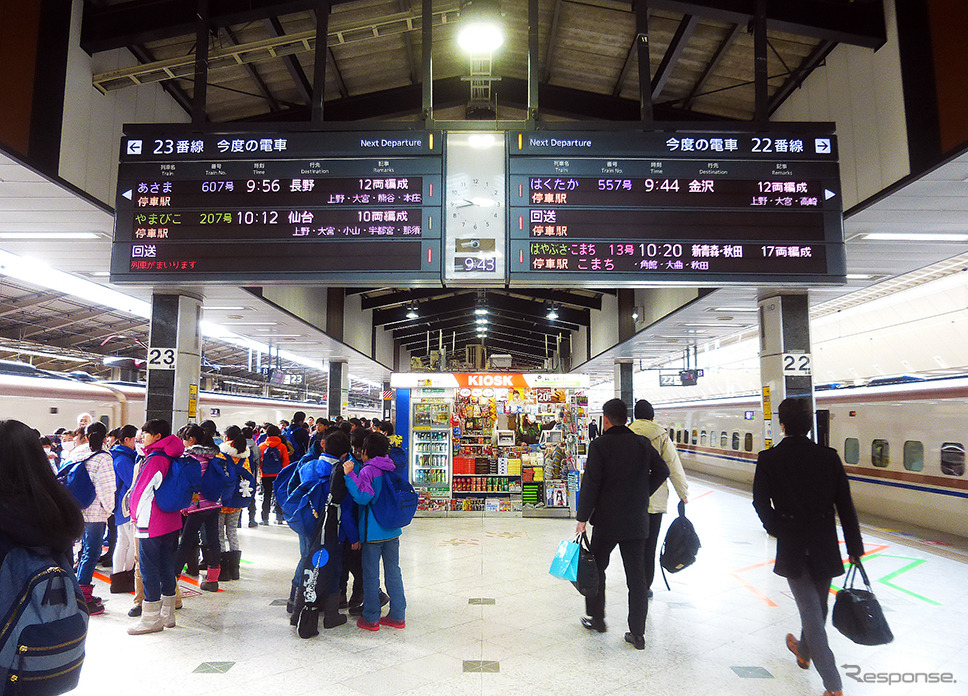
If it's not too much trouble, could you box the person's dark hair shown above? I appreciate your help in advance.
[86,421,108,452]
[265,424,282,438]
[378,421,394,436]
[349,417,362,428]
[199,420,218,438]
[338,422,352,435]
[324,430,351,458]
[245,421,256,429]
[39,436,52,447]
[142,419,171,438]
[72,426,85,440]
[351,427,370,452]
[778,398,813,437]
[241,426,254,439]
[182,423,215,449]
[602,398,628,426]
[292,411,306,425]
[224,425,247,453]
[118,424,139,443]
[0,420,85,548]
[363,432,390,459]
[108,427,121,441]
[634,400,655,421]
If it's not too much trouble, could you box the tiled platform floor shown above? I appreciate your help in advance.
[78,475,968,696]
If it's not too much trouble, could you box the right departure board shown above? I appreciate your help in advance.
[507,129,845,286]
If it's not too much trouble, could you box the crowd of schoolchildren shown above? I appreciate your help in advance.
[4,410,408,641]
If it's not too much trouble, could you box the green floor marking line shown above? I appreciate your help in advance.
[833,553,941,606]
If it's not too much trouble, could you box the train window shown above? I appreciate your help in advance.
[844,438,860,464]
[940,442,966,477]
[700,431,707,445]
[871,439,890,468]
[676,430,682,444]
[731,432,740,450]
[668,429,674,441]
[720,432,728,448]
[744,433,754,452]
[691,429,698,445]
[902,441,924,472]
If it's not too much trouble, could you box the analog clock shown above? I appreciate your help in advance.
[444,132,506,282]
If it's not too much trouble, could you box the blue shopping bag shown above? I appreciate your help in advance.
[549,538,580,582]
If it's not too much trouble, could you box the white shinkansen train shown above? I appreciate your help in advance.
[654,377,968,538]
[0,373,379,435]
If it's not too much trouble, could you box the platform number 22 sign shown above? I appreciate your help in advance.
[147,347,176,370]
[782,353,812,376]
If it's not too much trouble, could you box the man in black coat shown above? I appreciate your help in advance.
[576,398,669,650]
[753,397,864,696]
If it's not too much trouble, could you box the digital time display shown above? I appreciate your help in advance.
[111,129,442,284]
[508,129,845,286]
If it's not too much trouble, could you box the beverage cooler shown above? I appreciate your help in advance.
[410,398,452,499]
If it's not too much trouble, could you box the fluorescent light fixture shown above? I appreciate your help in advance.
[406,308,419,319]
[476,317,489,325]
[0,347,88,362]
[711,307,758,313]
[468,133,497,149]
[0,249,151,318]
[203,306,246,311]
[88,271,111,277]
[845,274,872,280]
[0,232,100,240]
[546,307,559,320]
[218,322,278,326]
[863,233,968,242]
[256,333,303,338]
[474,307,488,315]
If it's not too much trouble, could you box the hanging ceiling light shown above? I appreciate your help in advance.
[546,305,559,321]
[474,307,488,316]
[457,0,504,53]
[476,317,489,325]
[406,304,419,320]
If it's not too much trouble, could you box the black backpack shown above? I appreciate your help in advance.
[659,500,701,590]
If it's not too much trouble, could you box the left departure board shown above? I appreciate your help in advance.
[110,129,442,284]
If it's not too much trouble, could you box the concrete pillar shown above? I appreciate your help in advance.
[328,360,349,420]
[758,293,814,447]
[614,360,633,413]
[145,293,202,427]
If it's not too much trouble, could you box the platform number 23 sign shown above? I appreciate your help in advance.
[147,347,176,370]
[782,353,812,376]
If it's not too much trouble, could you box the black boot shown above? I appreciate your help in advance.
[219,552,236,582]
[110,569,136,594]
[323,594,347,629]
[228,550,242,580]
[290,587,305,626]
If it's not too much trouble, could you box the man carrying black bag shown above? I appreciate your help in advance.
[575,399,669,651]
[753,398,865,696]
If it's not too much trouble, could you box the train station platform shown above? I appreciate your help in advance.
[79,476,966,696]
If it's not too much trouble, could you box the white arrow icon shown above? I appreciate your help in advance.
[824,189,836,200]
[122,189,133,200]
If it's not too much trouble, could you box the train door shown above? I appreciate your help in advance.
[815,409,830,447]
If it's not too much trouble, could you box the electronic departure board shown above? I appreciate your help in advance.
[507,129,845,286]
[110,129,442,284]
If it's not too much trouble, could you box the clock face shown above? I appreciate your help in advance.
[444,132,506,283]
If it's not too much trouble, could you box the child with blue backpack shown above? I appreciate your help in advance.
[69,422,116,616]
[128,419,184,635]
[109,425,138,594]
[343,432,407,631]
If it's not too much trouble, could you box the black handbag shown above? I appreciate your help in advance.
[832,559,893,646]
[571,532,600,597]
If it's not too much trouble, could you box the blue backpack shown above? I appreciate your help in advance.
[0,537,88,693]
[55,455,97,509]
[274,461,331,538]
[369,469,418,529]
[154,455,202,513]
[261,446,284,476]
[284,426,306,461]
[198,455,232,503]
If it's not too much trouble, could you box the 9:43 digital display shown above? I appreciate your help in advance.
[455,256,497,273]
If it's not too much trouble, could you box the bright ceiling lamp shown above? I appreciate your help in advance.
[474,307,488,315]
[457,0,504,53]
[406,304,419,319]
[863,232,968,242]
[546,305,559,321]
[0,249,151,318]
[476,317,489,325]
